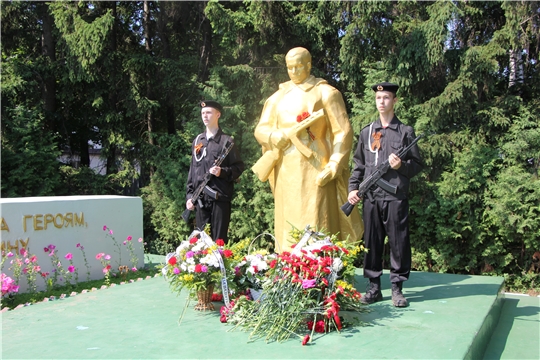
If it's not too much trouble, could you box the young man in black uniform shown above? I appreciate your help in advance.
[186,100,245,242]
[347,83,422,307]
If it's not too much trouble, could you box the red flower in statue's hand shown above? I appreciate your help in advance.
[296,112,310,122]
[216,239,225,247]
[189,237,198,244]
[168,257,177,266]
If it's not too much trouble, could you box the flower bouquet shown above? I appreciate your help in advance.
[221,226,367,345]
[163,230,234,311]
[233,251,277,299]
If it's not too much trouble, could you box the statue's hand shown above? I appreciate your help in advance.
[270,130,290,150]
[316,162,338,187]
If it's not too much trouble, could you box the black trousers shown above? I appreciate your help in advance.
[195,200,232,242]
[363,198,411,283]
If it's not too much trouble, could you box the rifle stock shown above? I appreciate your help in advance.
[341,134,423,216]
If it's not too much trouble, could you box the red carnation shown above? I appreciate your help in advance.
[189,237,198,244]
[216,239,225,247]
[302,335,310,346]
[195,264,203,273]
[168,256,177,266]
[223,249,233,258]
[269,260,277,269]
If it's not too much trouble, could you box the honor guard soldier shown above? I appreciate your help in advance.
[185,100,245,242]
[347,82,423,307]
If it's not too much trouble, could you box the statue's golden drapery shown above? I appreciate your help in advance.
[254,48,363,251]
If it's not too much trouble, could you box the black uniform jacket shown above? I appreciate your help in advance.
[348,116,423,200]
[186,128,245,203]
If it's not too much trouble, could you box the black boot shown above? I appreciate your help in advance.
[360,278,383,305]
[391,282,408,307]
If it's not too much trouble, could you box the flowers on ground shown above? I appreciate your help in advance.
[233,252,276,291]
[163,230,233,293]
[221,227,367,344]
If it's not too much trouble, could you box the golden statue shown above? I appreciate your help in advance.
[253,47,364,251]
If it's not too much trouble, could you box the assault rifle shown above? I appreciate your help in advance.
[341,134,423,217]
[182,139,234,223]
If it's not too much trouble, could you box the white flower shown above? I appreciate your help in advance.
[187,264,196,273]
[200,253,219,268]
[332,258,343,272]
[191,242,205,252]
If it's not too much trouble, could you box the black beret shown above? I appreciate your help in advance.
[200,100,223,113]
[371,82,399,94]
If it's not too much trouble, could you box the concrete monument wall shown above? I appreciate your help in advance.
[0,195,144,292]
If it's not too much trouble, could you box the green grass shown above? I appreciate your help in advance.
[1,266,161,310]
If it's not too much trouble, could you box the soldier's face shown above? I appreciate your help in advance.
[286,55,311,84]
[201,107,220,128]
[375,91,398,115]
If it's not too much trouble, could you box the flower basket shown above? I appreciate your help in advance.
[194,283,215,311]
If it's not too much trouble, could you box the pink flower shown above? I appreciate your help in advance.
[127,236,132,241]
[200,265,208,273]
[138,238,143,243]
[7,252,14,257]
[22,267,28,274]
[302,279,317,289]
[33,265,41,272]
[173,267,180,275]
[65,253,73,260]
[48,244,56,250]
[109,230,113,235]
[24,258,30,264]
[20,248,27,256]
[44,247,50,253]
[103,225,107,231]
[104,255,111,260]
[95,253,104,260]
[76,243,81,248]
[123,241,127,245]
[30,255,37,263]
[68,265,75,273]
[131,267,137,272]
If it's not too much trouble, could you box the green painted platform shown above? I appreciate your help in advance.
[1,267,537,359]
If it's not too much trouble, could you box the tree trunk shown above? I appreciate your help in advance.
[144,0,155,147]
[40,3,56,130]
[157,1,176,135]
[198,3,212,83]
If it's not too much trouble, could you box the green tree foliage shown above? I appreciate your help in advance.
[2,1,539,291]
[1,106,61,197]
